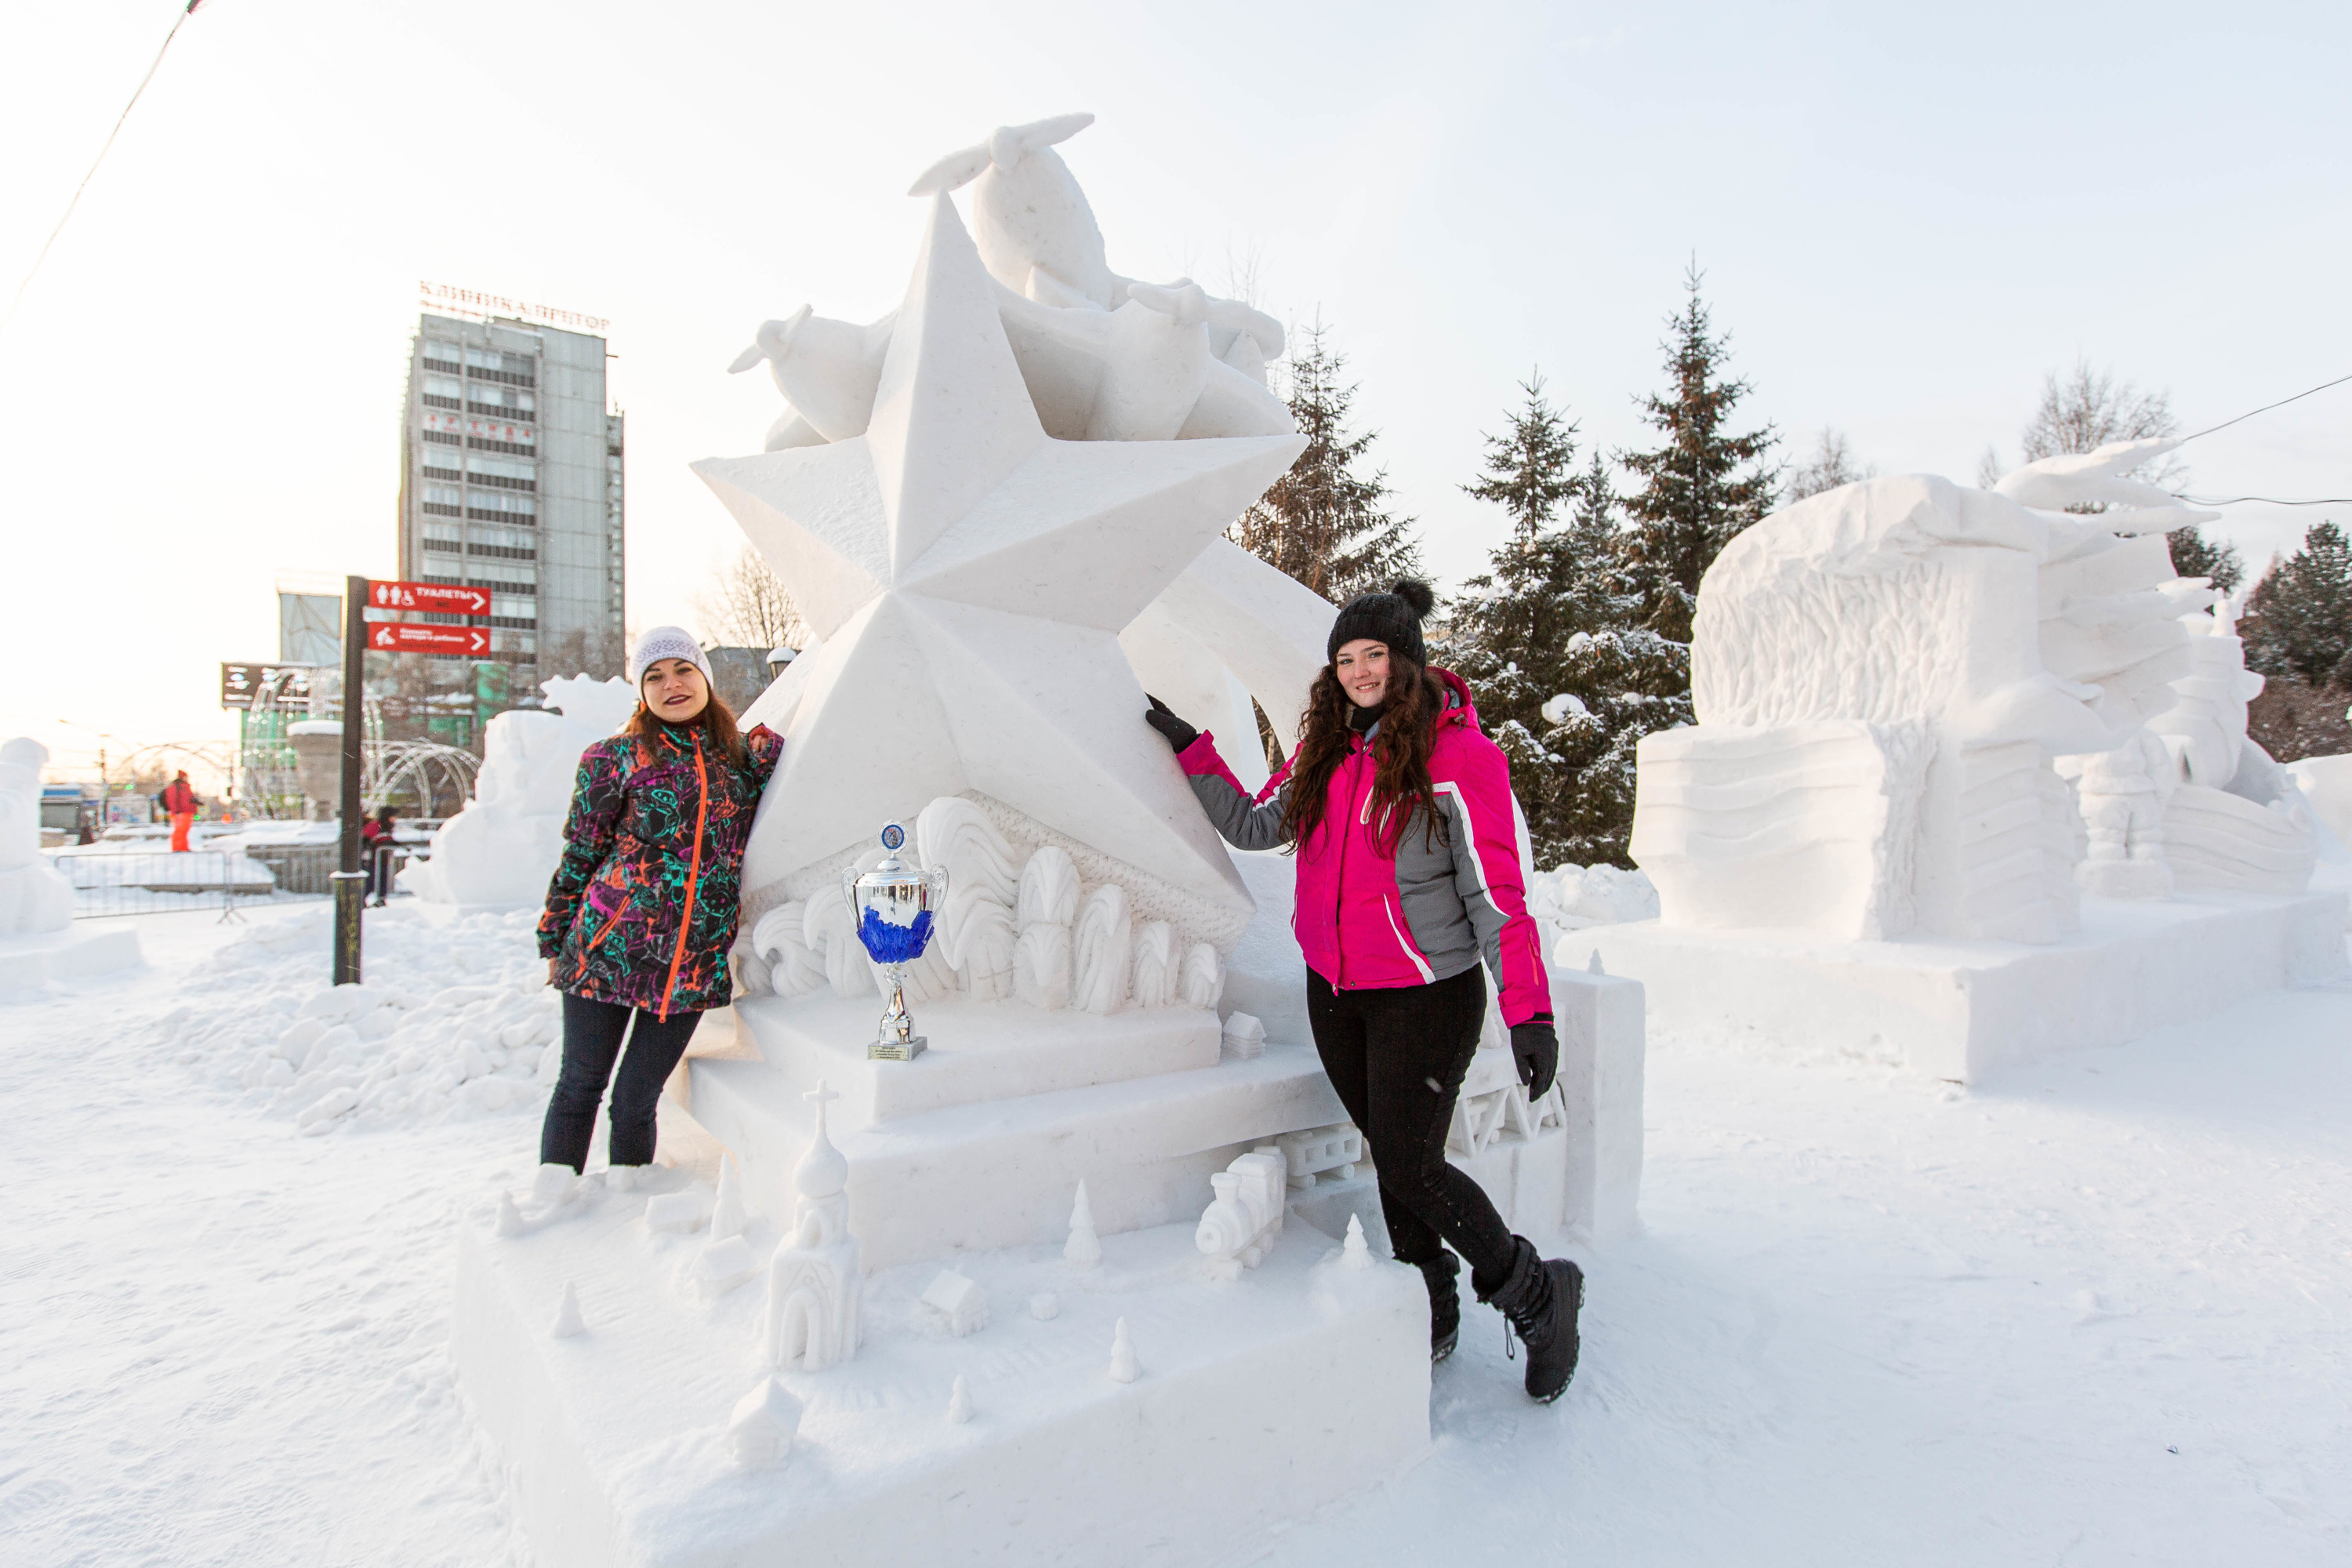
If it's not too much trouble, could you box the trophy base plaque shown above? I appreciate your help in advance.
[868,1034,927,1062]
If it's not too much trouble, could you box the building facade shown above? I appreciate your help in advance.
[394,314,625,739]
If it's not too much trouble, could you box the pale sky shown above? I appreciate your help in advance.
[3,0,2347,780]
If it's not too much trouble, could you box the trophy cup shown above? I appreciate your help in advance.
[844,822,949,1061]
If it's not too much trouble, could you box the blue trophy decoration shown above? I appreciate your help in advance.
[844,822,949,1061]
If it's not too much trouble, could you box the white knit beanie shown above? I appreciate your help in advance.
[628,626,713,686]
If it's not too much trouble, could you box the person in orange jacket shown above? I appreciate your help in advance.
[161,771,200,852]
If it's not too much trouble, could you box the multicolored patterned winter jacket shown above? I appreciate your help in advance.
[537,720,782,1017]
[1175,667,1554,1028]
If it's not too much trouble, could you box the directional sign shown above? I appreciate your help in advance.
[366,622,490,655]
[368,578,491,616]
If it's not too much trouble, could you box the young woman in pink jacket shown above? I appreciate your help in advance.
[1145,580,1584,1403]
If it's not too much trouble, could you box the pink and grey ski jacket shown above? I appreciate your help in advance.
[1177,668,1553,1027]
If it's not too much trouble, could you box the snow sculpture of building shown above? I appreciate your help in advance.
[759,1082,862,1374]
[1632,441,2218,942]
[0,738,73,935]
[401,675,636,907]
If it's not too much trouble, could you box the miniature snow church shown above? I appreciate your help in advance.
[759,1081,863,1373]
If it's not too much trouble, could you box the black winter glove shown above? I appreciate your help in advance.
[1511,1018,1558,1099]
[1143,695,1200,754]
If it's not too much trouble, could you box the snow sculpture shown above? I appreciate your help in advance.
[2058,732,2177,898]
[710,1152,746,1241]
[1178,941,1224,1008]
[920,1269,989,1337]
[698,125,1316,965]
[0,738,73,935]
[1106,1317,1141,1383]
[550,1282,585,1339]
[1275,1123,1363,1190]
[404,675,636,907]
[1130,920,1178,1008]
[1340,1214,1374,1271]
[918,797,1021,1001]
[2141,594,2318,893]
[1062,1180,1102,1270]
[946,1374,974,1425]
[694,1236,762,1298]
[1632,440,2218,942]
[725,1377,804,1472]
[1195,1146,1287,1281]
[1219,1011,1266,1060]
[1013,847,1078,1010]
[760,1082,862,1373]
[644,1189,712,1234]
[1071,884,1133,1014]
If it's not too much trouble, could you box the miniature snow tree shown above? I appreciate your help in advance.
[1064,1179,1102,1270]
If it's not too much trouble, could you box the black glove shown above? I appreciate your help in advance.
[1511,1018,1558,1098]
[1143,695,1199,753]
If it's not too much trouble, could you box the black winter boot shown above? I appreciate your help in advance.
[1481,1236,1584,1403]
[1414,1251,1461,1364]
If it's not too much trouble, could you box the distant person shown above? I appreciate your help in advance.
[160,771,200,853]
[1143,580,1584,1403]
[361,805,398,906]
[531,629,783,1200]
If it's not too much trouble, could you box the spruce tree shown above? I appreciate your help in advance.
[1443,381,1691,869]
[2241,521,2352,687]
[1617,264,1779,641]
[1229,321,1423,602]
[2165,524,2245,596]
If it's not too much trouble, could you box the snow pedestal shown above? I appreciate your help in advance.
[451,1189,1428,1568]
[1575,889,2347,1082]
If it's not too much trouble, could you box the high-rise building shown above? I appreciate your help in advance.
[393,312,624,739]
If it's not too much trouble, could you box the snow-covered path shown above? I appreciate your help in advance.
[5,909,2349,1566]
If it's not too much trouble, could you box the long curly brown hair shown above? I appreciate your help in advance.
[1281,657,1449,855]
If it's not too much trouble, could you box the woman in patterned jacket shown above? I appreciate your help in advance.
[530,627,782,1200]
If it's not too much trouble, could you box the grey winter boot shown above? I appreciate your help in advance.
[1482,1236,1584,1403]
[1414,1250,1461,1364]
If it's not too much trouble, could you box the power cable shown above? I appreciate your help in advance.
[2176,371,2352,445]
[2179,495,2352,507]
[0,2,205,340]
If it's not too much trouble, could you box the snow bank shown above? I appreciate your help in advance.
[1527,862,1659,931]
[152,905,559,1135]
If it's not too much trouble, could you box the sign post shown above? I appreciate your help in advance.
[333,575,368,985]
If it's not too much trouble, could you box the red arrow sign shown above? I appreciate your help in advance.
[368,579,491,616]
[366,622,490,655]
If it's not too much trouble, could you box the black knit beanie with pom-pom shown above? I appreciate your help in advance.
[1327,579,1435,666]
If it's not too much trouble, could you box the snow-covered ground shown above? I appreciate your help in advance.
[5,904,2349,1565]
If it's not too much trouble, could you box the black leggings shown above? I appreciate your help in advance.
[1306,964,1519,1295]
[539,993,703,1172]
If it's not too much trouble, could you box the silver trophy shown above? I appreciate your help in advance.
[844,822,949,1061]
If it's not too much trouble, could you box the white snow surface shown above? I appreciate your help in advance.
[7,904,2351,1564]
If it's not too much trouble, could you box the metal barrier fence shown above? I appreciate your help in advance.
[51,844,408,920]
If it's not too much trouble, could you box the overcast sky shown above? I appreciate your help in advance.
[3,0,2347,775]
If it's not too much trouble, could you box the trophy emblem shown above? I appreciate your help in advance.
[844,822,949,1061]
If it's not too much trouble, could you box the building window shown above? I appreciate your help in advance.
[421,483,463,509]
[423,538,463,554]
[421,428,460,447]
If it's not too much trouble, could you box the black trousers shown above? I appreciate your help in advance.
[539,993,703,1172]
[1306,964,1519,1296]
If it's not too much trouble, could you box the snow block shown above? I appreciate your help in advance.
[0,924,142,992]
[451,1196,1428,1568]
[1579,888,2349,1082]
[689,1044,1348,1272]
